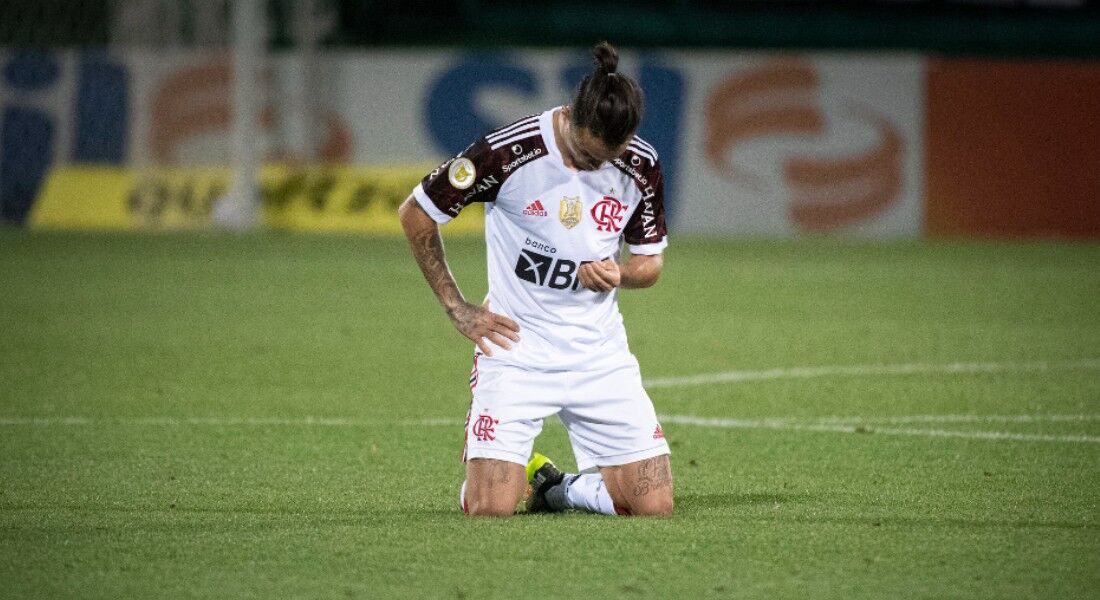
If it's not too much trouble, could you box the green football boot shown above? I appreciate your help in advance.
[525,452,565,513]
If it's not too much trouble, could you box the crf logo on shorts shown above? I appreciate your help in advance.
[591,196,626,232]
[472,413,499,441]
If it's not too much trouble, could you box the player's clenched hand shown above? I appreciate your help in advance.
[578,259,621,293]
[446,301,520,357]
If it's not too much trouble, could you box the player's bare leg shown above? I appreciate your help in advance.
[599,455,674,516]
[461,458,527,517]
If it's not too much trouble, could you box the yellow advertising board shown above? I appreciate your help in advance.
[29,165,484,233]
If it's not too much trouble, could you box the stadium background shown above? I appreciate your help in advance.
[2,2,1099,599]
[2,0,1098,238]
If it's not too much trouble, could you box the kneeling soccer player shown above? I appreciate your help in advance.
[399,41,673,517]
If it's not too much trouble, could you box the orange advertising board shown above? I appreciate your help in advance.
[925,60,1100,238]
[686,53,925,237]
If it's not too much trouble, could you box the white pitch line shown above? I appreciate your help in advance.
[658,414,1100,444]
[0,417,94,426]
[642,358,1100,389]
[17,414,1094,427]
[0,416,461,427]
[3,414,1098,444]
[863,427,1100,444]
[814,414,1100,425]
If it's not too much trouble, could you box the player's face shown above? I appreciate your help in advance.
[566,123,631,171]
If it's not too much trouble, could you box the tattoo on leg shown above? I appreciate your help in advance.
[631,457,672,498]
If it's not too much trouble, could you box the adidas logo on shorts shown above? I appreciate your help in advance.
[523,200,549,217]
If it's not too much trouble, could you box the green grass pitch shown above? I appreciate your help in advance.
[1,229,1098,598]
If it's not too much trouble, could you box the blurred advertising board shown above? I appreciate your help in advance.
[925,59,1100,238]
[675,53,924,237]
[30,164,483,233]
[4,49,1097,237]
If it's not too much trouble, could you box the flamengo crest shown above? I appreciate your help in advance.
[591,196,625,232]
[472,412,499,442]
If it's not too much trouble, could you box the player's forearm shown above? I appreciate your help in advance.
[399,197,467,312]
[619,253,663,289]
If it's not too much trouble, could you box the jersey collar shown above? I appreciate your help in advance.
[541,107,566,165]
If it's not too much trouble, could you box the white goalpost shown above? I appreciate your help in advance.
[215,0,265,230]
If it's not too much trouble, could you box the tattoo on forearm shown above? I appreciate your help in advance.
[409,226,462,309]
[632,456,673,498]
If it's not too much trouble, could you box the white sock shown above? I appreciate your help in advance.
[553,473,617,515]
[459,479,468,513]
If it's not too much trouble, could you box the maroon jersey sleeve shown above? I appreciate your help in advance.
[413,137,503,223]
[617,145,668,253]
[412,114,548,224]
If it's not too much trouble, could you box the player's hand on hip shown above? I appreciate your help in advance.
[447,300,520,357]
[578,259,620,293]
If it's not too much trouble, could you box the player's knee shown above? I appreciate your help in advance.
[652,495,675,516]
[626,494,674,517]
[462,488,519,517]
[464,499,515,517]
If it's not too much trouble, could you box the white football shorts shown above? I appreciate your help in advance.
[462,354,670,472]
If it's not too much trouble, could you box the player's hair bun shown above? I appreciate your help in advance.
[571,40,641,148]
[593,41,618,76]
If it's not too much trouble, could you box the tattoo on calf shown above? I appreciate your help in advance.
[631,457,673,498]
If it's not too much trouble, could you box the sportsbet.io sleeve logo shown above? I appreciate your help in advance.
[448,157,476,190]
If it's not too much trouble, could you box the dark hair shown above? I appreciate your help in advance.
[570,41,644,148]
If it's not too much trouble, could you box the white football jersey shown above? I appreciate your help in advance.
[413,107,668,371]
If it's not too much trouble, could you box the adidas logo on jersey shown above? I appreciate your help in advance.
[523,200,548,217]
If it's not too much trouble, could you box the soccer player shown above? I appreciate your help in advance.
[399,42,672,517]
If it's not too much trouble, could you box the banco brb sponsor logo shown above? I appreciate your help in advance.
[514,249,592,291]
[704,59,904,231]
